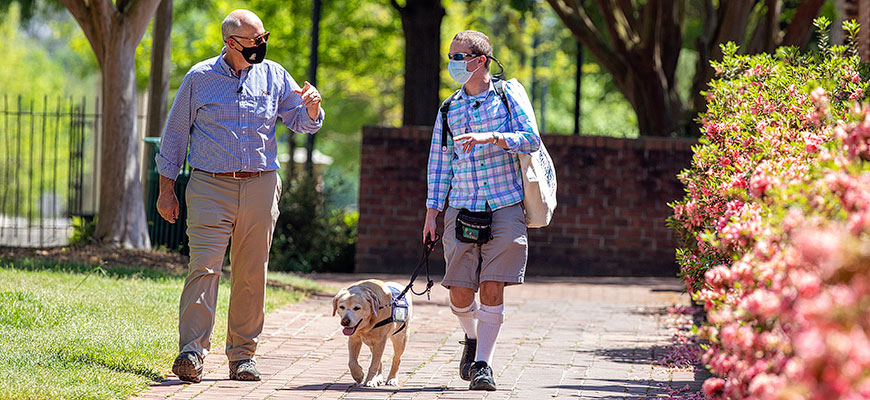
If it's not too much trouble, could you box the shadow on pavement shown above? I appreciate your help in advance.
[278,384,463,393]
[546,377,698,397]
[149,377,224,387]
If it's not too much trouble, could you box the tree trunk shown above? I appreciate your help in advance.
[393,0,445,127]
[574,40,582,135]
[305,0,321,180]
[94,30,151,248]
[60,0,161,249]
[146,0,172,138]
[621,61,682,136]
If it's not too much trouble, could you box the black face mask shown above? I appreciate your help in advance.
[237,41,267,64]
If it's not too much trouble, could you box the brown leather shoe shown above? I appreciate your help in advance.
[172,352,203,383]
[229,359,261,381]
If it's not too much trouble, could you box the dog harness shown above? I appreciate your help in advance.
[374,286,409,335]
[371,236,438,336]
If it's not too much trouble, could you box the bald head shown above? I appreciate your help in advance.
[222,9,264,42]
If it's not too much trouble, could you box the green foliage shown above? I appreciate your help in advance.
[0,4,96,98]
[0,257,306,399]
[443,0,639,136]
[270,177,357,273]
[669,18,869,293]
[69,216,97,246]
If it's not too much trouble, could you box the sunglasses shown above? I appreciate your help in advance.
[231,31,270,47]
[447,52,483,61]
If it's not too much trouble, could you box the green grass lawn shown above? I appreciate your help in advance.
[0,256,327,400]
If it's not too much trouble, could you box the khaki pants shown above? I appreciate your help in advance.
[178,170,281,361]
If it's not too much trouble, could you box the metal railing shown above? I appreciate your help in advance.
[0,95,96,247]
[143,137,191,255]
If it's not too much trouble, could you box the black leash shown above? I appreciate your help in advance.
[373,234,439,336]
[381,233,439,309]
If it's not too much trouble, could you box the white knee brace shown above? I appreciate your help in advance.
[450,300,477,318]
[474,307,505,324]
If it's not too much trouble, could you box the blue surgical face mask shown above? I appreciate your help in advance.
[448,59,481,84]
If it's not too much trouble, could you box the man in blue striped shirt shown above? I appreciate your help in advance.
[423,30,540,391]
[155,9,323,383]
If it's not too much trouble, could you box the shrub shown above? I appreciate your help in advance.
[670,18,870,399]
[270,177,357,273]
[68,215,97,246]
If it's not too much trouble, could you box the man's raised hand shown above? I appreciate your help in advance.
[294,81,322,119]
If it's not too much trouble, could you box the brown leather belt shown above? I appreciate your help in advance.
[193,168,266,179]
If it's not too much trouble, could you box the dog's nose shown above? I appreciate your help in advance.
[341,317,350,326]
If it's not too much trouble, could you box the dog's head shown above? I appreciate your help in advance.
[332,284,380,336]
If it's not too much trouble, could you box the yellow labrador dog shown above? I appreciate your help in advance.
[332,279,412,387]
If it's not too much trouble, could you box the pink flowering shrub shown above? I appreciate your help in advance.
[669,18,870,399]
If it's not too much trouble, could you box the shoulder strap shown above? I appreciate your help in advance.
[492,78,511,121]
[440,79,511,151]
[439,90,461,152]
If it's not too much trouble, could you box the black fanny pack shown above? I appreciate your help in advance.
[455,208,493,244]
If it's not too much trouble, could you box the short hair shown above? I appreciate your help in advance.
[221,13,243,42]
[453,30,492,69]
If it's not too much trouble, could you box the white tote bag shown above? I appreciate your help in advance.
[506,78,557,228]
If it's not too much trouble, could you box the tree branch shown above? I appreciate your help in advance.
[547,0,627,81]
[390,0,403,12]
[780,0,824,47]
[594,0,636,52]
[746,0,780,53]
[59,0,112,62]
[116,0,131,14]
[126,0,163,44]
[710,0,755,58]
[59,0,95,39]
[659,0,685,86]
[615,0,639,34]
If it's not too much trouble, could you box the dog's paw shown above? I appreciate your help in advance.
[350,365,364,383]
[386,377,399,386]
[363,374,384,387]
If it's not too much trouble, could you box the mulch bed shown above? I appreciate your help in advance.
[0,244,189,274]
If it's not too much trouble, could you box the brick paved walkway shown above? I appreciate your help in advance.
[133,275,704,400]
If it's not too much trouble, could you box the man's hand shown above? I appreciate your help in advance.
[454,132,498,153]
[423,208,439,244]
[295,81,322,120]
[157,176,179,223]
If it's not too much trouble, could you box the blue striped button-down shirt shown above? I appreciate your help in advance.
[427,77,540,212]
[156,49,323,179]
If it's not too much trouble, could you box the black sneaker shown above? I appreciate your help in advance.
[469,361,496,391]
[172,352,203,383]
[459,336,477,381]
[229,359,261,381]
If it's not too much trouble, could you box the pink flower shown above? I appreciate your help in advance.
[811,87,829,104]
[703,378,726,396]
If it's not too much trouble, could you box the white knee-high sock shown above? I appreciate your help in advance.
[450,300,478,339]
[475,303,504,365]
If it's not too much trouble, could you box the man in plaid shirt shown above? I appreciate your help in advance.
[422,30,540,391]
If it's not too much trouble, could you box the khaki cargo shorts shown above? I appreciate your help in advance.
[441,203,528,291]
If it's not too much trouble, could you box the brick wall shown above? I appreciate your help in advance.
[356,126,696,277]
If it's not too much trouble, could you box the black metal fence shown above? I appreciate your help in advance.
[143,137,191,255]
[0,95,96,247]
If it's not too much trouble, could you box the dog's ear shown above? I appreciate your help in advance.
[363,287,380,321]
[332,289,345,316]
